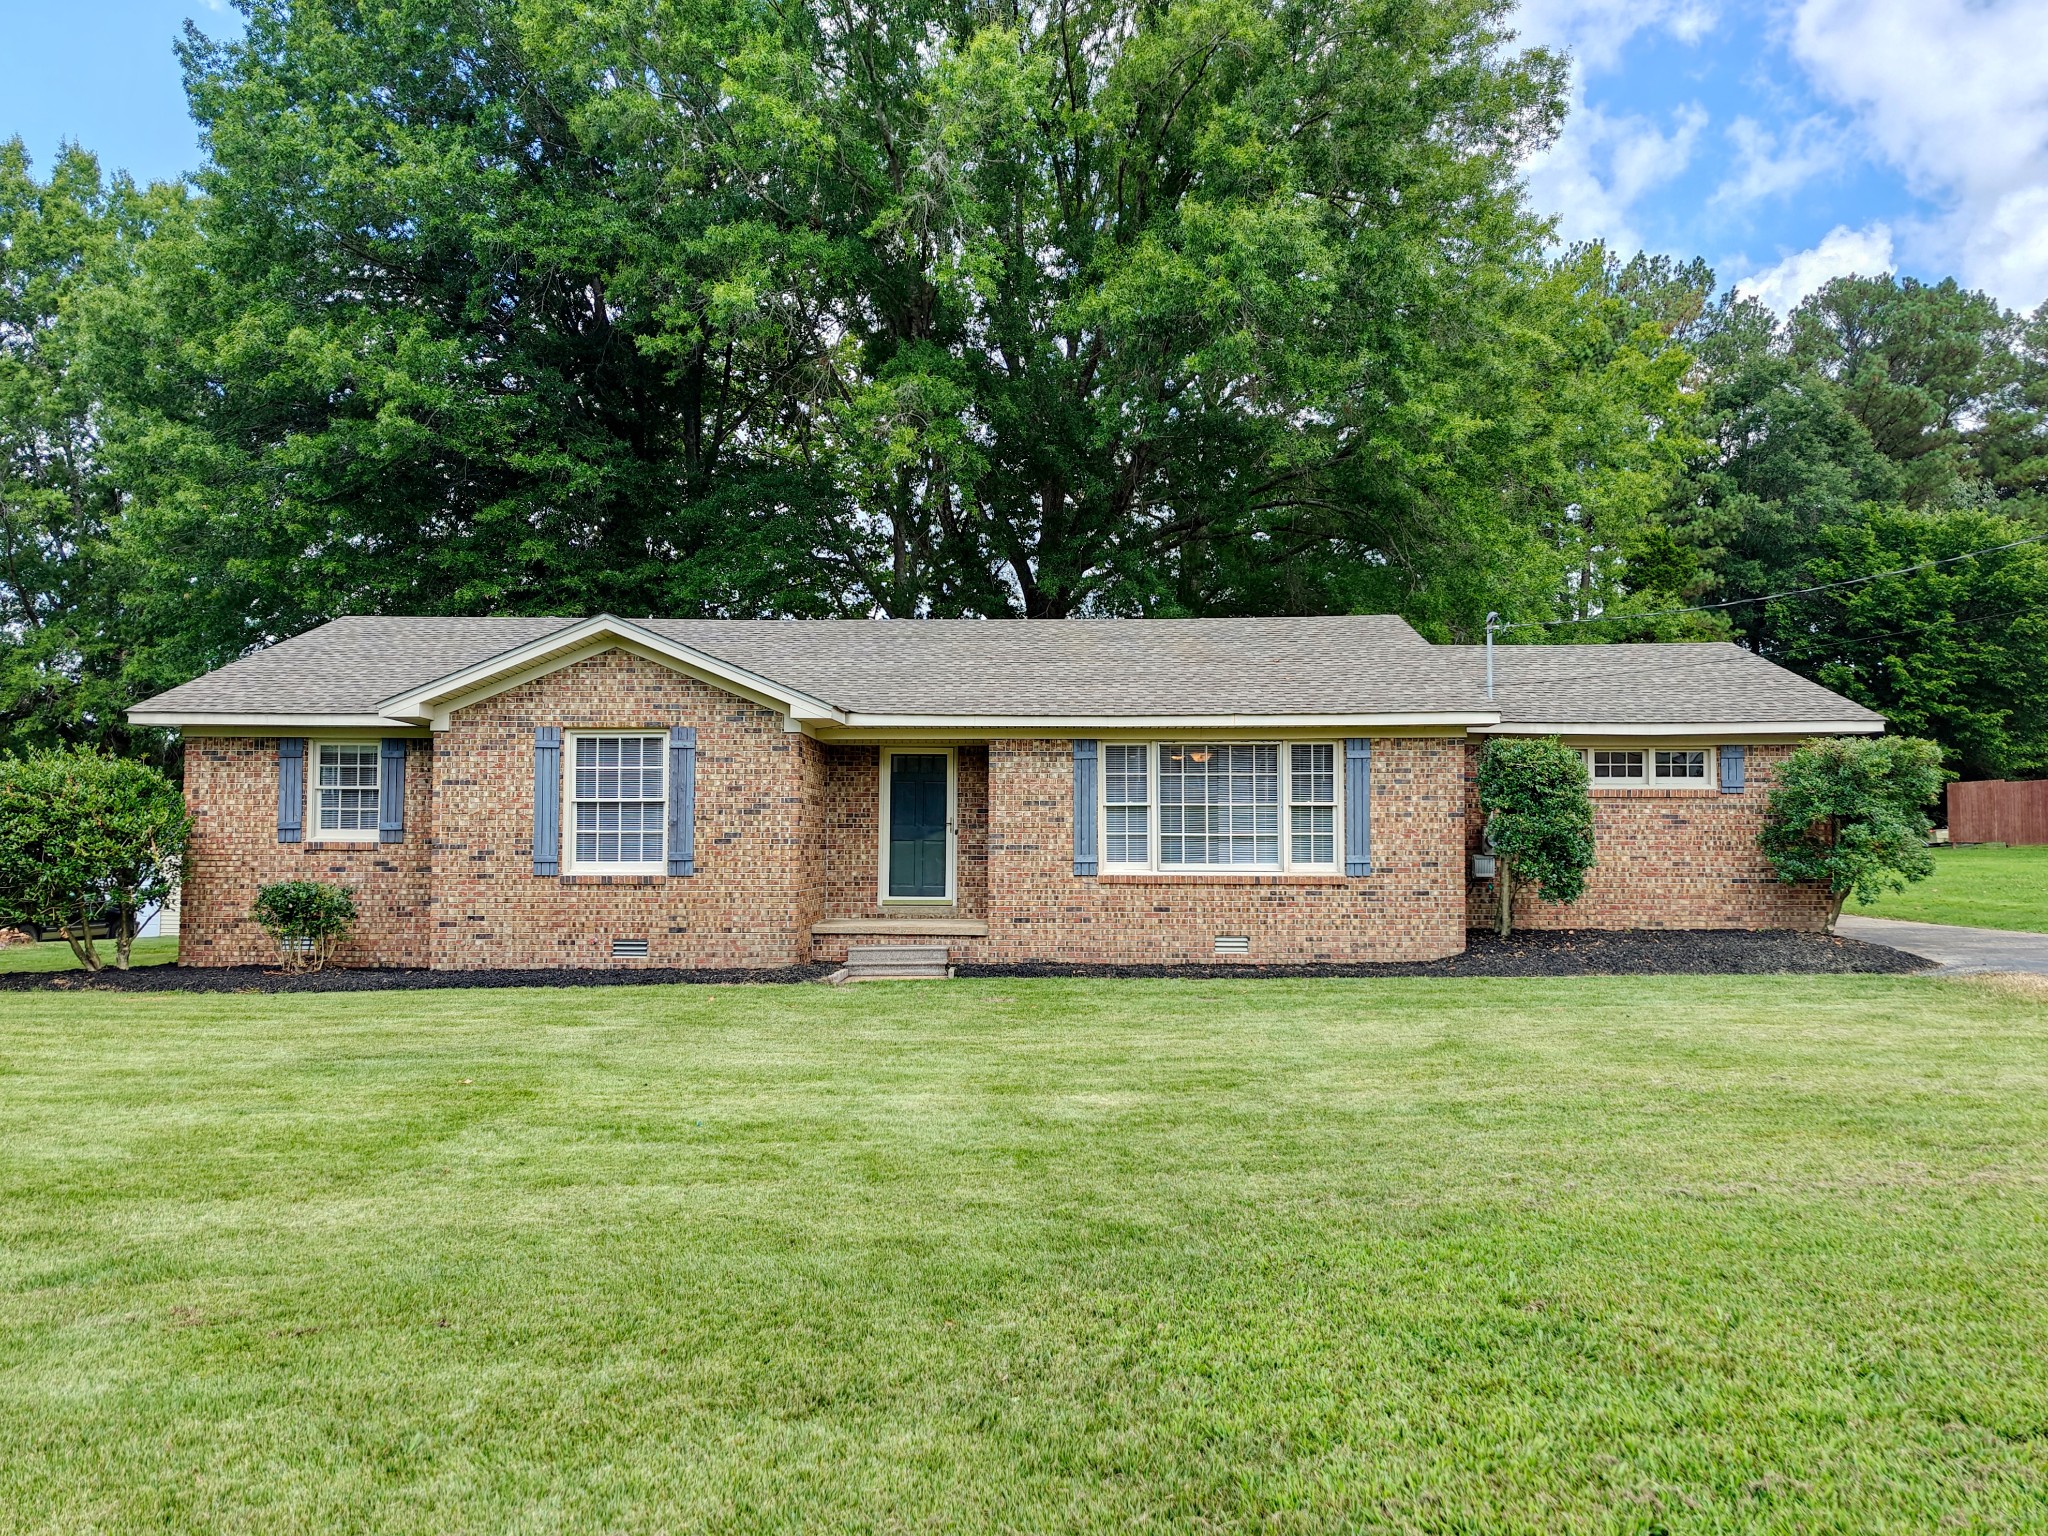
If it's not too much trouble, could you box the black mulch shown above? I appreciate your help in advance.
[3,928,1931,993]
[2,962,837,994]
[957,928,1934,980]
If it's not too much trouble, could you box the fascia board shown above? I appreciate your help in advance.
[127,712,423,731]
[822,711,1502,733]
[1470,719,1885,737]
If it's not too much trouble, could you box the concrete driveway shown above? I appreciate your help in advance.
[1836,914,2048,976]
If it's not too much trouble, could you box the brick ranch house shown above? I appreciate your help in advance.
[128,614,1884,970]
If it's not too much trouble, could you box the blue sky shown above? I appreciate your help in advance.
[6,0,2046,312]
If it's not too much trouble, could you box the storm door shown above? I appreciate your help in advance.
[886,752,951,900]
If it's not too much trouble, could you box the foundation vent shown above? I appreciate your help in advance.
[611,938,650,959]
[1213,934,1251,956]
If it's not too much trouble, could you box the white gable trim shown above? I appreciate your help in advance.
[373,615,847,729]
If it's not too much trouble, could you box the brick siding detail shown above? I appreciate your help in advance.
[1463,741,1831,931]
[428,650,822,970]
[181,737,434,967]
[953,736,1469,966]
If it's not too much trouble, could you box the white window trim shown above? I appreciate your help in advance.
[309,738,383,842]
[1099,741,1343,875]
[1585,745,1720,789]
[877,746,957,905]
[563,730,671,877]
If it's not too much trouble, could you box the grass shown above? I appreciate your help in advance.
[1849,842,2048,932]
[0,935,178,974]
[3,976,2046,1533]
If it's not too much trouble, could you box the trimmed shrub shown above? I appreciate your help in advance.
[1760,736,1947,930]
[0,749,190,970]
[251,881,359,972]
[1476,736,1597,937]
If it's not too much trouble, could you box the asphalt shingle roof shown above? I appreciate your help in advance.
[131,615,1882,728]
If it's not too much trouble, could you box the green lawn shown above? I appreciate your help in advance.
[1849,842,2048,932]
[3,976,2046,1533]
[0,935,178,973]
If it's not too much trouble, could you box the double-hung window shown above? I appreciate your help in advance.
[1103,743,1339,873]
[569,734,666,872]
[314,742,380,839]
[1586,746,1716,787]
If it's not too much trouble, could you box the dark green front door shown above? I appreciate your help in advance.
[888,754,949,899]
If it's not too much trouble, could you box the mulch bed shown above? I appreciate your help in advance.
[1,929,1930,993]
[958,928,1934,980]
[2,962,837,994]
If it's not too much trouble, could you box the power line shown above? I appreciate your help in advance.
[1469,604,2042,698]
[1490,531,2048,636]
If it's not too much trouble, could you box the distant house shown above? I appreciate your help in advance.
[129,615,1882,970]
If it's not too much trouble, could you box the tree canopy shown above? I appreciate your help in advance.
[0,0,2044,779]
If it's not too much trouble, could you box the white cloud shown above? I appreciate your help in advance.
[1512,0,1720,73]
[1524,102,1708,252]
[1789,0,2048,305]
[1734,223,1895,312]
[1712,114,1849,209]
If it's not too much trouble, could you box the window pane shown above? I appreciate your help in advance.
[316,744,380,832]
[570,735,666,865]
[1656,749,1706,780]
[1158,744,1280,866]
[1292,805,1334,864]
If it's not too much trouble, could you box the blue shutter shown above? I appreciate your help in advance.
[1344,738,1372,876]
[668,725,697,877]
[379,739,406,843]
[1719,743,1747,795]
[1072,739,1098,876]
[277,738,305,844]
[533,727,562,877]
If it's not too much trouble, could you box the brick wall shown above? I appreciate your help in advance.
[1463,741,1831,931]
[181,736,435,967]
[952,736,1470,965]
[427,650,821,970]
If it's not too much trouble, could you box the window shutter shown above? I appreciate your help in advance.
[277,738,305,844]
[379,739,406,843]
[1072,739,1098,876]
[1719,744,1747,795]
[667,725,697,877]
[1344,738,1372,876]
[533,726,562,877]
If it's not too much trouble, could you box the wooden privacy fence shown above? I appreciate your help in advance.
[1949,779,2048,845]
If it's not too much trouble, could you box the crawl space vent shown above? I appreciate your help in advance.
[611,938,650,959]
[1213,934,1251,955]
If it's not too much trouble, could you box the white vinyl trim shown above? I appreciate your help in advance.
[877,746,957,905]
[308,739,383,842]
[1473,720,1883,737]
[561,730,671,876]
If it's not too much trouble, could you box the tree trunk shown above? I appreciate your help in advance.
[114,902,134,970]
[64,901,101,972]
[1495,859,1515,938]
[1826,889,1848,935]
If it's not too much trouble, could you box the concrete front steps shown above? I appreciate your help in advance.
[832,943,953,982]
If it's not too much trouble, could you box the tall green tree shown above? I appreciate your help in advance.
[0,142,175,762]
[1764,505,2048,780]
[106,0,1572,654]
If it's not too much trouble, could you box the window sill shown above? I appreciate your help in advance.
[560,873,667,885]
[301,839,387,850]
[1590,788,1726,799]
[1096,873,1352,886]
